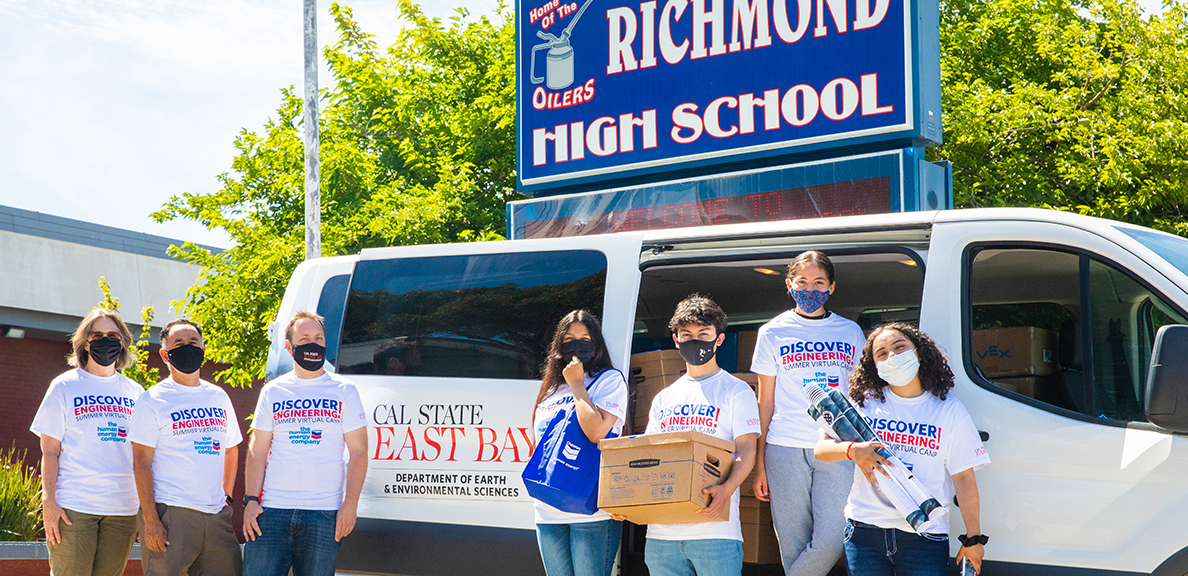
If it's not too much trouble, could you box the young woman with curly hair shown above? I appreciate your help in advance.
[815,323,991,576]
[750,251,865,576]
[530,310,628,576]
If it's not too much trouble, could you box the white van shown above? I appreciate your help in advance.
[266,207,1188,576]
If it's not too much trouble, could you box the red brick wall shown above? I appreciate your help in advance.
[0,335,262,542]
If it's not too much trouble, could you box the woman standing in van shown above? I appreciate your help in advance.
[531,310,629,576]
[750,251,865,576]
[814,323,990,575]
[30,309,144,576]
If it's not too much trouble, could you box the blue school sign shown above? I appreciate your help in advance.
[516,0,943,195]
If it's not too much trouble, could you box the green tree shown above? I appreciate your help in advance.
[153,1,516,387]
[97,277,160,389]
[936,0,1188,234]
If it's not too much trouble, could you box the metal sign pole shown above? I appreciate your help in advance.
[303,0,321,260]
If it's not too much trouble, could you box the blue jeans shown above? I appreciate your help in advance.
[536,520,622,576]
[644,538,743,576]
[844,519,949,576]
[242,508,340,576]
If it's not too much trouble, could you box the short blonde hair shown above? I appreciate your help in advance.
[285,311,326,342]
[68,309,137,370]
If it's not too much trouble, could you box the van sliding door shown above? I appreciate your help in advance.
[335,234,643,576]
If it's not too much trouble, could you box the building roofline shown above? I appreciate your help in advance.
[0,204,223,260]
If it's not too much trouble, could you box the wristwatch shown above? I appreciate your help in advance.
[958,534,989,547]
[225,495,234,507]
[243,495,260,506]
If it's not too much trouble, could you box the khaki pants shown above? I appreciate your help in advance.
[47,508,138,576]
[139,503,243,576]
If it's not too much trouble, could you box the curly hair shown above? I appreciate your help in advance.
[849,322,954,406]
[668,294,728,335]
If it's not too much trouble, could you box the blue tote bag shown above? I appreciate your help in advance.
[521,370,620,515]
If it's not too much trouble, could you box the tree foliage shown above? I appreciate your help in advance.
[152,1,516,387]
[936,0,1188,234]
[97,277,160,389]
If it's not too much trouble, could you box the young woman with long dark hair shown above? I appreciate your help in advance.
[531,310,628,576]
[815,323,990,576]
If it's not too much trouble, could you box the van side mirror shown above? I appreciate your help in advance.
[1145,325,1188,433]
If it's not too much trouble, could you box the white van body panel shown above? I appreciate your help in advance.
[923,217,1188,573]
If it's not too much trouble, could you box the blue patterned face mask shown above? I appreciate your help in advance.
[790,288,831,314]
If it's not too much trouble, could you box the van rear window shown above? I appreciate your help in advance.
[338,250,608,379]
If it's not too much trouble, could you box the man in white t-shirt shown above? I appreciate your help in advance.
[640,296,761,576]
[241,311,369,576]
[130,319,243,576]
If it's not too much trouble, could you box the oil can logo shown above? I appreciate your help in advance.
[530,0,593,91]
[562,441,581,460]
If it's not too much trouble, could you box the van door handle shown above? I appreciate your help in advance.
[979,431,989,442]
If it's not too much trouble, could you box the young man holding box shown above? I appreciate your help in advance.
[639,295,761,576]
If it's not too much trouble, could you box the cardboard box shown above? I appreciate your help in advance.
[736,331,759,373]
[598,431,735,525]
[632,373,683,432]
[631,349,686,383]
[994,376,1046,399]
[971,327,1058,377]
[739,465,758,498]
[740,496,781,564]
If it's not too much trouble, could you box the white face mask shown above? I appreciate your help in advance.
[877,349,920,387]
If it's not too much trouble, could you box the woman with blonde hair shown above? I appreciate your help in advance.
[30,308,144,576]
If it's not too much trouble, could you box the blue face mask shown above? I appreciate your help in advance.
[790,288,831,314]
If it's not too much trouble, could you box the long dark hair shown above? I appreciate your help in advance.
[849,322,954,406]
[534,310,615,411]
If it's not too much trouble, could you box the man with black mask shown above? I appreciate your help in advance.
[631,295,760,576]
[241,311,369,576]
[129,319,243,576]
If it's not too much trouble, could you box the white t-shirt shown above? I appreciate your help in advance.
[251,371,368,510]
[751,310,866,448]
[128,378,243,514]
[532,369,629,524]
[644,370,761,542]
[29,369,143,516]
[844,391,990,533]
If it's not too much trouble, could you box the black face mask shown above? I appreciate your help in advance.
[678,338,717,366]
[560,339,597,366]
[292,342,326,371]
[167,344,205,375]
[88,337,123,367]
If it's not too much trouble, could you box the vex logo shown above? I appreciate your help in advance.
[562,441,581,460]
[977,346,1010,359]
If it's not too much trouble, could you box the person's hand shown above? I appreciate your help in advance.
[335,504,357,542]
[142,515,169,552]
[956,543,984,573]
[753,465,770,502]
[698,483,731,519]
[849,441,892,484]
[562,356,584,387]
[42,499,71,545]
[242,501,264,542]
[607,512,628,522]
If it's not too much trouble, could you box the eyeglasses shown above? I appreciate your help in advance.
[88,332,122,342]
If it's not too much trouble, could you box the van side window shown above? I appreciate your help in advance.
[338,250,608,379]
[968,247,1187,422]
[317,274,351,368]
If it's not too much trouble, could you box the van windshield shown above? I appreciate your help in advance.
[338,250,607,379]
[1117,226,1188,279]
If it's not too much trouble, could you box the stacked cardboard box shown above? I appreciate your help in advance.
[736,331,759,373]
[972,327,1059,400]
[630,350,686,432]
[740,496,781,564]
[598,431,735,524]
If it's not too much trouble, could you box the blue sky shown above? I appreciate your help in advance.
[0,0,1168,249]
